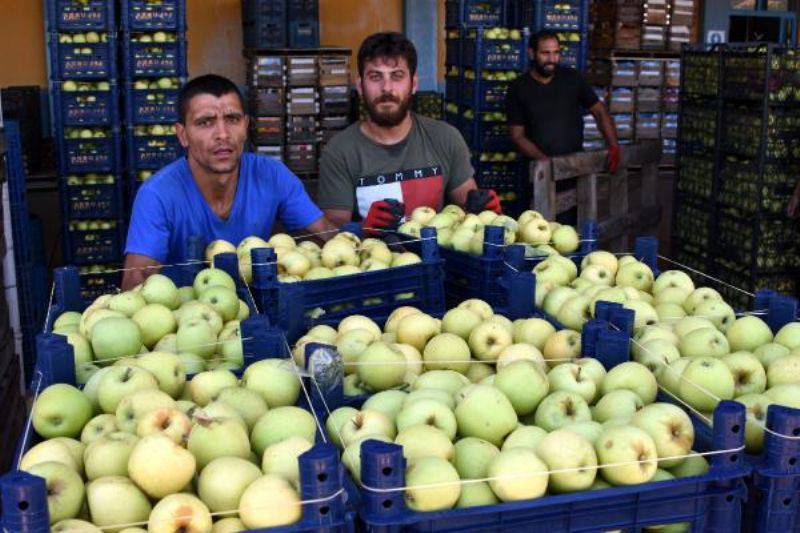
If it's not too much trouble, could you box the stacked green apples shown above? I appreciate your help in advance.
[397,206,581,258]
[22,352,316,530]
[52,268,251,386]
[206,231,421,285]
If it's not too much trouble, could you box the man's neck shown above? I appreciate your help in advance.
[360,113,414,146]
[188,156,239,219]
[530,69,555,85]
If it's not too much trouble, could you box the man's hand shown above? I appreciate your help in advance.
[607,144,621,174]
[363,200,405,234]
[466,189,502,215]
[788,185,800,218]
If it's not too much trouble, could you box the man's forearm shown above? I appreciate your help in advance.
[511,135,549,161]
[593,104,619,147]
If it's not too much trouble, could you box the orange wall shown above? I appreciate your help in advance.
[0,0,440,89]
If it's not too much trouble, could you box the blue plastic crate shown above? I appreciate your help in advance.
[560,35,589,71]
[444,101,461,131]
[445,36,461,67]
[48,32,117,79]
[251,227,446,344]
[445,0,506,28]
[51,81,119,127]
[444,71,461,103]
[532,0,589,31]
[59,174,125,219]
[56,129,122,174]
[76,264,123,303]
[46,0,116,31]
[123,82,180,124]
[121,0,186,31]
[461,31,527,70]
[473,157,524,190]
[63,219,126,265]
[122,35,188,78]
[289,20,320,48]
[242,0,287,48]
[462,114,513,151]
[126,126,185,170]
[461,77,512,111]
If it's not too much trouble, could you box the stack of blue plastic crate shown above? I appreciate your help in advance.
[121,0,187,211]
[444,0,529,216]
[510,0,590,71]
[46,0,125,304]
[242,0,320,49]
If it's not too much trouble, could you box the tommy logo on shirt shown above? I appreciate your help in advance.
[355,166,444,218]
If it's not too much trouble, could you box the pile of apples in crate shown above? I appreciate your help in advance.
[205,231,422,284]
[294,301,707,522]
[396,205,582,256]
[531,241,800,454]
[25,270,320,530]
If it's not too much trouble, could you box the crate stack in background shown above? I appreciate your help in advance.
[0,87,44,174]
[242,0,320,49]
[510,0,590,71]
[444,0,528,216]
[46,0,125,302]
[673,44,800,309]
[247,49,352,180]
[122,0,187,210]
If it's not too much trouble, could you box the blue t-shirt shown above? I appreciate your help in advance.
[125,153,323,264]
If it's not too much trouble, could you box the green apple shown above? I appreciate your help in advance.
[551,225,579,253]
[63,332,93,368]
[652,270,695,296]
[194,267,236,295]
[593,389,644,423]
[80,414,118,444]
[396,399,456,439]
[536,429,597,492]
[736,393,772,453]
[421,332,471,373]
[775,322,800,350]
[573,358,607,387]
[723,351,767,395]
[199,286,239,322]
[141,273,180,309]
[197,456,261,513]
[262,435,313,487]
[624,300,660,331]
[336,328,375,373]
[154,333,178,353]
[678,356,735,412]
[694,300,736,333]
[195,401,247,431]
[557,295,592,331]
[211,517,246,532]
[188,416,251,470]
[404,456,461,511]
[32,383,93,438]
[86,476,151,530]
[84,431,138,480]
[178,352,206,374]
[441,308,482,340]
[673,316,716,338]
[340,408,396,446]
[176,301,223,334]
[344,374,367,396]
[128,434,196,498]
[511,318,556,350]
[633,326,679,353]
[543,329,582,367]
[342,435,392,481]
[357,341,407,391]
[615,262,654,292]
[132,303,177,349]
[176,319,218,359]
[51,519,102,532]
[468,321,513,362]
[137,407,192,443]
[19,440,78,472]
[502,424,548,450]
[148,493,212,532]
[396,313,441,352]
[362,390,408,422]
[91,317,143,362]
[80,308,123,338]
[205,239,237,262]
[456,481,499,508]
[453,437,500,478]
[81,366,110,411]
[668,452,709,478]
[53,311,82,333]
[754,343,791,368]
[325,406,358,448]
[238,474,301,528]
[495,360,549,415]
[580,264,614,286]
[562,420,603,444]
[395,423,454,461]
[385,307,422,334]
[135,351,186,398]
[411,369,469,395]
[601,361,658,404]
[242,358,301,407]
[683,287,723,315]
[534,390,591,431]
[108,291,147,317]
[595,425,658,485]
[188,368,238,406]
[404,388,456,409]
[455,384,518,446]
[658,358,693,396]
[635,339,681,376]
[215,386,268,430]
[115,388,176,433]
[519,218,552,245]
[654,286,690,307]
[496,343,547,373]
[632,403,694,468]
[548,362,595,403]
[487,447,548,501]
[766,353,800,388]
[726,316,773,352]
[458,298,494,320]
[251,406,316,456]
[26,461,84,524]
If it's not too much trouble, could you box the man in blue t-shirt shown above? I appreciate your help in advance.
[123,75,333,289]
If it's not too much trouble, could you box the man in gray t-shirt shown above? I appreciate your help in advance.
[319,32,502,231]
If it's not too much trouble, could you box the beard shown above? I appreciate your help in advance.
[365,92,413,127]
[533,61,557,78]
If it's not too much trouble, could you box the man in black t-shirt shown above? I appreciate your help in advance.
[506,30,619,222]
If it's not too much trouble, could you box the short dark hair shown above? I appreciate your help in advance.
[358,32,418,78]
[529,30,561,51]
[177,74,245,124]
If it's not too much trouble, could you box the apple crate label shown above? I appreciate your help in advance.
[355,166,444,219]
[308,345,344,398]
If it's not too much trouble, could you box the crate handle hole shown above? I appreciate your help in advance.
[789,457,797,466]
[784,497,793,506]
[319,505,330,515]
[729,454,738,463]
[793,427,800,437]
[382,499,393,509]
[382,467,393,476]
[317,473,328,482]
[726,495,734,503]
[17,500,29,511]
[731,424,740,433]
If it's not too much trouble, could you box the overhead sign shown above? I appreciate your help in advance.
[706,30,727,44]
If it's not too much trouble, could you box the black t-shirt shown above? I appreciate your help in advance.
[506,66,599,157]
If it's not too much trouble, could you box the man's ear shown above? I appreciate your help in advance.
[355,77,363,97]
[527,48,535,61]
[412,73,419,95]
[175,122,189,149]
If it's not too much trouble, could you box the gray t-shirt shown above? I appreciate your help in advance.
[318,114,474,219]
